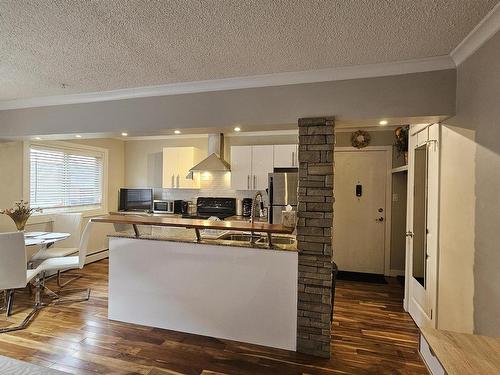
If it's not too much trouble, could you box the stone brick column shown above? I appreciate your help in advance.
[296,117,334,358]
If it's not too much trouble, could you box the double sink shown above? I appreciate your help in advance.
[218,232,296,245]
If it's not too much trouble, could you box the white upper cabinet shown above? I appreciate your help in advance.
[252,145,274,190]
[273,144,298,167]
[230,146,253,190]
[162,147,199,189]
[230,145,274,190]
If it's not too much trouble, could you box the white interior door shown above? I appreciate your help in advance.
[405,124,439,328]
[333,148,390,274]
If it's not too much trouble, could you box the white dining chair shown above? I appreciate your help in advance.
[0,231,44,333]
[31,213,83,288]
[38,221,93,303]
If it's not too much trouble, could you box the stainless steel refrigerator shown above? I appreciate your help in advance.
[268,170,298,224]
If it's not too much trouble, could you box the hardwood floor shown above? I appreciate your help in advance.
[0,260,428,374]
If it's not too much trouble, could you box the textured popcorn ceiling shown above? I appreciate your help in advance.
[0,0,497,101]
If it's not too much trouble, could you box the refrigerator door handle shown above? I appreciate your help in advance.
[269,176,274,224]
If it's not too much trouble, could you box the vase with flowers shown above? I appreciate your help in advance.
[0,200,42,231]
[394,125,409,165]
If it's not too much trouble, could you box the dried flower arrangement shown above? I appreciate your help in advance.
[0,200,42,231]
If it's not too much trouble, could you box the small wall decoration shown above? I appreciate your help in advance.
[351,130,371,149]
[394,125,409,164]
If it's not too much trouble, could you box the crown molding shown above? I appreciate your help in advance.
[0,55,454,111]
[225,129,298,137]
[451,2,500,66]
[335,125,400,133]
[119,134,209,141]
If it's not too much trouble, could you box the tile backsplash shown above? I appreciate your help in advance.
[154,171,268,205]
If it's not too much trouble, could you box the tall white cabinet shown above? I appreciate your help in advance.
[162,147,199,189]
[230,145,274,190]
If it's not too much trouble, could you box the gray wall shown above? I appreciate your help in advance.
[445,30,500,336]
[0,70,455,137]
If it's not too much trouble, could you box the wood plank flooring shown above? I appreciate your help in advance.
[0,260,428,374]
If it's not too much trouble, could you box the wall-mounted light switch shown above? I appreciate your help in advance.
[356,184,362,197]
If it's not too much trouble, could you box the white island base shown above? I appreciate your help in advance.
[108,236,298,351]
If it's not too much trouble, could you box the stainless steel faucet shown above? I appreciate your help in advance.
[250,191,266,244]
[250,191,264,225]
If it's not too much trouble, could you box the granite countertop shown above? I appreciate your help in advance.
[110,212,267,222]
[108,227,297,252]
[225,215,267,222]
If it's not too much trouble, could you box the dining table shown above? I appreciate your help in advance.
[0,231,72,313]
[24,231,71,261]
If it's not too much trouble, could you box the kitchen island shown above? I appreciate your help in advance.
[92,215,298,351]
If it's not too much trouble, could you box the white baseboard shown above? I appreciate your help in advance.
[388,269,405,277]
[86,249,109,264]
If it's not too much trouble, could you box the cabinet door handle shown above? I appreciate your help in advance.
[247,175,250,189]
[177,175,180,188]
[292,151,295,166]
[253,175,256,189]
[171,175,174,188]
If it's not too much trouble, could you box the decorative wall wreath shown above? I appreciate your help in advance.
[351,130,371,149]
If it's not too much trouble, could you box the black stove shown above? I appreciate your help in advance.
[182,197,236,220]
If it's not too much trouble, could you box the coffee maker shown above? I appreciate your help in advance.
[242,198,252,217]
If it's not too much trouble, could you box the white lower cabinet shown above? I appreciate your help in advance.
[419,334,446,375]
[230,145,274,190]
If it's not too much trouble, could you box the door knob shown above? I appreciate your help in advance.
[376,217,384,222]
[406,231,414,238]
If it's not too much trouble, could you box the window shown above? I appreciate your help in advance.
[29,144,105,212]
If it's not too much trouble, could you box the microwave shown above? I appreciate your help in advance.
[153,200,174,213]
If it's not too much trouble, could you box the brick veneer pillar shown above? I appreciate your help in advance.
[296,117,334,358]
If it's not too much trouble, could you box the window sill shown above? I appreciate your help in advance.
[29,206,108,224]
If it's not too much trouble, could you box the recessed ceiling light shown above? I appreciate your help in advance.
[75,134,82,138]
[35,137,41,140]
[234,127,241,132]
[174,130,181,134]
[121,132,128,137]
[379,120,388,126]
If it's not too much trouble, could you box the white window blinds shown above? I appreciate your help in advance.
[30,145,104,210]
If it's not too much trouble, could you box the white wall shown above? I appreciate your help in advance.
[0,142,25,232]
[442,29,500,336]
[437,125,476,333]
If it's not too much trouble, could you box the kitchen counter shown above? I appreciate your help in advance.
[105,226,298,351]
[108,226,296,252]
[93,214,294,247]
[100,214,280,231]
[110,211,269,223]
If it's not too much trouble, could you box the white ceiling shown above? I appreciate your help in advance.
[0,0,498,102]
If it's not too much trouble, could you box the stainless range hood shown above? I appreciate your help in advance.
[189,133,231,172]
